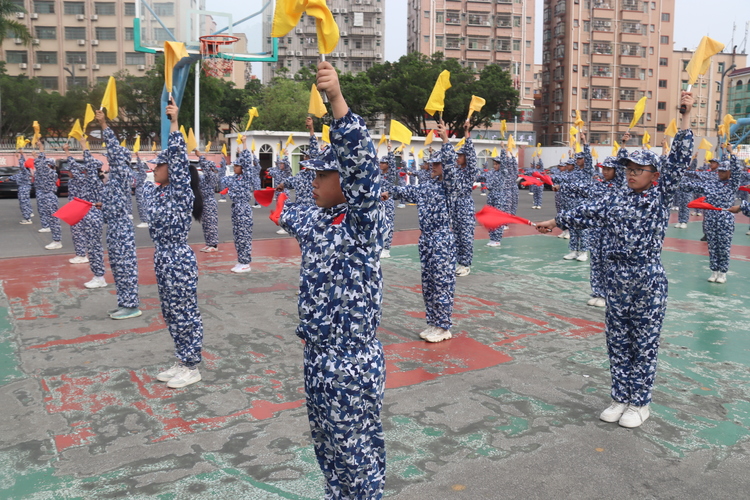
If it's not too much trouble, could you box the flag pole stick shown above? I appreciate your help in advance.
[679,84,692,114]
[319,53,329,103]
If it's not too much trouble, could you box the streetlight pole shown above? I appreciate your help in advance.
[63,64,76,91]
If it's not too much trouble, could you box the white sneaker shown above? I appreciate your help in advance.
[563,230,570,239]
[166,366,202,388]
[557,231,565,238]
[681,223,688,229]
[20,219,32,224]
[31,213,35,217]
[38,227,51,233]
[45,241,62,250]
[707,271,718,282]
[396,203,406,208]
[276,228,288,235]
[480,192,487,196]
[618,404,650,428]
[200,246,218,253]
[419,326,437,340]
[84,276,107,289]
[218,198,227,202]
[576,251,589,262]
[156,362,183,382]
[128,214,133,220]
[425,328,452,343]
[587,297,598,306]
[136,222,149,228]
[563,251,579,260]
[232,263,252,273]
[69,255,89,264]
[594,297,606,308]
[253,203,261,208]
[715,272,727,284]
[487,241,502,247]
[456,265,471,277]
[746,229,750,236]
[599,401,629,423]
[673,223,681,228]
[381,249,391,258]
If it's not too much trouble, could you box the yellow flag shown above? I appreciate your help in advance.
[322,124,330,144]
[664,119,678,137]
[187,128,197,152]
[395,144,405,154]
[410,146,415,155]
[424,130,434,146]
[507,134,516,151]
[629,96,647,129]
[133,135,141,153]
[642,131,651,149]
[685,36,725,86]
[164,41,189,93]
[272,0,339,54]
[152,141,157,151]
[221,143,228,156]
[205,141,211,153]
[705,150,713,161]
[500,119,507,138]
[424,70,451,116]
[722,114,737,136]
[574,110,585,129]
[119,139,126,147]
[31,120,41,146]
[285,133,295,148]
[244,107,259,131]
[389,119,413,146]
[377,135,387,149]
[308,84,327,118]
[68,119,84,141]
[15,136,27,149]
[612,141,620,156]
[491,147,498,157]
[418,149,424,159]
[100,76,118,120]
[83,103,95,130]
[180,125,187,142]
[454,137,466,152]
[591,148,599,159]
[569,126,578,138]
[84,138,90,150]
[467,95,486,119]
[698,138,713,150]
[718,124,727,137]
[575,140,583,153]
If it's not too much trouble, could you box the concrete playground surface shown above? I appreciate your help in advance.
[1,219,750,499]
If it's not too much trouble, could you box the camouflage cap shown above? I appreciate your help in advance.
[148,150,169,165]
[717,160,731,171]
[600,156,621,169]
[300,148,338,171]
[619,149,662,171]
[428,151,443,164]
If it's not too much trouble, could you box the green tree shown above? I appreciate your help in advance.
[247,77,309,132]
[0,0,31,44]
[0,62,49,137]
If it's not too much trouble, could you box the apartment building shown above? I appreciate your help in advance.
[407,0,536,140]
[262,0,386,82]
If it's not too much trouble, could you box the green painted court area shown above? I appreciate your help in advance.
[1,224,749,498]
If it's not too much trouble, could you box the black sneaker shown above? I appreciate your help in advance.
[700,235,708,242]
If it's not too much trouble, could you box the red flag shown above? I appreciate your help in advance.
[739,186,750,193]
[531,171,553,185]
[475,205,533,231]
[53,197,92,225]
[519,175,543,187]
[253,187,276,207]
[687,196,723,211]
[24,158,35,169]
[270,193,288,226]
[219,187,229,195]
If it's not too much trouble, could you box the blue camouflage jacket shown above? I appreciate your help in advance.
[681,155,742,209]
[221,149,255,205]
[453,137,479,197]
[33,153,57,193]
[8,154,31,186]
[101,127,134,224]
[198,155,219,199]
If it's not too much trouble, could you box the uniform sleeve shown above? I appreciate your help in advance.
[465,137,479,177]
[166,130,191,193]
[102,127,129,176]
[390,184,420,204]
[308,134,321,159]
[440,142,458,188]
[556,194,610,230]
[728,155,743,192]
[740,200,750,218]
[659,129,694,199]
[583,143,594,176]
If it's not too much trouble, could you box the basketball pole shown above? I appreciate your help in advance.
[194,17,201,152]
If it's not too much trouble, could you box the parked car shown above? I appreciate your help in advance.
[0,165,35,197]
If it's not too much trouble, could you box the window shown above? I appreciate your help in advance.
[65,26,85,40]
[66,51,86,64]
[435,36,443,48]
[581,88,589,99]
[656,124,666,132]
[661,12,670,22]
[96,27,116,40]
[526,16,532,24]
[36,51,57,64]
[96,52,117,65]
[658,79,668,88]
[436,11,444,23]
[124,3,135,16]
[513,39,521,51]
[618,111,634,123]
[591,87,612,99]
[591,109,611,122]
[6,50,28,63]
[67,77,87,87]
[718,62,725,73]
[423,36,429,44]
[445,10,460,24]
[154,28,173,41]
[38,76,58,90]
[582,66,589,77]
[573,42,578,50]
[646,113,652,121]
[513,16,521,27]
[94,2,116,15]
[526,40,531,48]
[35,26,56,39]
[659,58,668,66]
[583,20,590,32]
[124,27,134,41]
[34,1,55,14]
[657,101,666,110]
[125,52,146,65]
[660,35,669,44]
[63,2,85,15]
[572,87,577,95]
[525,87,531,96]
[424,10,430,18]
[573,19,579,27]
[496,38,511,51]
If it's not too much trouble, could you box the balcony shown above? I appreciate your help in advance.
[592,0,612,8]
[350,49,375,58]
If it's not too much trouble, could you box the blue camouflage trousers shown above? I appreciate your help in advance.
[135,185,148,223]
[232,202,253,265]
[604,262,667,407]
[677,190,691,224]
[588,227,606,298]
[451,196,475,267]
[37,192,61,241]
[71,218,87,256]
[154,244,203,367]
[18,184,33,220]
[381,198,395,250]
[487,192,511,243]
[304,340,385,500]
[509,184,519,214]
[419,231,456,330]
[106,217,139,308]
[704,210,734,272]
[530,184,543,207]
[82,208,105,277]
[569,227,590,252]
[201,198,219,247]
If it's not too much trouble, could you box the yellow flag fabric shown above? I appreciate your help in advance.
[500,120,507,138]
[698,138,713,150]
[245,107,259,131]
[15,136,27,149]
[410,146,415,155]
[705,150,713,161]
[574,110,585,129]
[591,148,599,159]
[120,139,126,147]
[85,139,90,149]
[467,95,486,119]
[84,103,95,130]
[221,143,228,156]
[685,36,725,86]
[31,120,41,146]
[491,147,498,157]
[133,135,141,153]
[507,135,516,151]
[389,119,413,146]
[100,76,118,120]
[418,149,423,159]
[308,84,327,118]
[322,124,330,144]
[187,128,197,152]
[629,96,647,129]
[164,41,189,93]
[664,119,678,137]
[377,135,387,149]
[722,114,737,137]
[718,124,727,137]
[152,142,157,151]
[285,134,295,148]
[642,130,651,149]
[248,139,254,151]
[424,70,452,116]
[569,126,578,138]
[574,140,583,153]
[424,130,434,146]
[180,125,187,143]
[612,141,620,156]
[454,137,466,152]
[271,0,339,54]
[68,119,84,140]
[205,141,211,153]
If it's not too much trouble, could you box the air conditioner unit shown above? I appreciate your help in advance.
[376,53,382,58]
[79,64,87,70]
[376,31,382,36]
[30,13,38,19]
[33,63,41,69]
[76,14,85,21]
[341,8,347,13]
[332,8,339,13]
[19,63,27,69]
[375,7,382,13]
[91,14,98,21]
[32,39,40,45]
[295,51,303,56]
[14,38,22,44]
[339,31,347,37]
[295,28,302,34]
[92,64,100,70]
[137,64,146,70]
[78,39,86,46]
[91,39,99,45]
[354,0,362,4]
[16,12,24,19]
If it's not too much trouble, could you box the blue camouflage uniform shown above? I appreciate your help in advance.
[284,167,316,206]
[221,149,255,265]
[563,147,596,253]
[133,158,149,224]
[452,138,480,268]
[102,128,140,309]
[555,131,693,407]
[269,157,293,199]
[675,157,698,224]
[416,163,431,184]
[80,151,105,278]
[218,157,229,201]
[681,156,742,273]
[479,151,516,243]
[307,133,321,159]
[379,152,398,250]
[529,158,545,207]
[145,133,204,368]
[198,155,220,247]
[279,111,386,500]
[34,153,61,242]
[8,154,33,220]
[390,143,457,331]
[66,157,89,257]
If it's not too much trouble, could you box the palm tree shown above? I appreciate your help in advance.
[0,0,31,45]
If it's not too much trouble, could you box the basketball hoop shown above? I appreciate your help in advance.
[199,34,239,78]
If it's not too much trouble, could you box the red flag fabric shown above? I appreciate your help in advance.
[53,197,92,225]
[24,158,35,169]
[270,193,288,226]
[475,205,533,231]
[739,186,750,193]
[253,187,276,207]
[531,171,553,185]
[687,196,723,211]
[219,187,229,195]
[332,212,345,225]
[519,175,543,187]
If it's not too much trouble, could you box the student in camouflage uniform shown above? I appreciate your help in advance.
[537,92,695,428]
[452,121,479,276]
[196,151,220,252]
[528,157,544,209]
[63,145,90,263]
[9,152,34,223]
[221,135,256,273]
[133,154,149,228]
[278,62,386,499]
[33,144,62,249]
[147,101,205,389]
[378,146,398,258]
[476,155,506,247]
[80,150,107,289]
